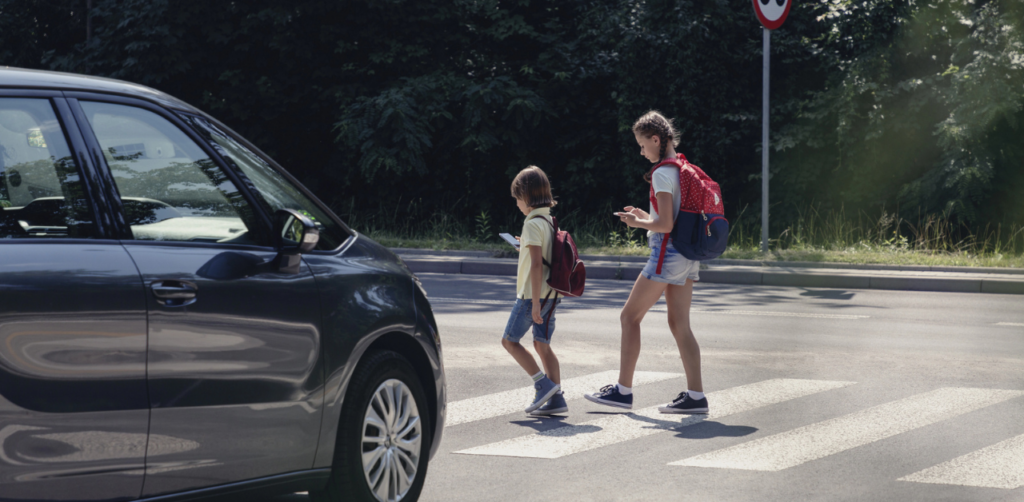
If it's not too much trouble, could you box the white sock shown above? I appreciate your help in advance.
[687,390,705,400]
[616,383,632,395]
[531,371,545,383]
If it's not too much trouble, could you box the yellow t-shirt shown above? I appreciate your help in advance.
[516,207,554,300]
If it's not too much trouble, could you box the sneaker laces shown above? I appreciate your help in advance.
[598,384,616,395]
[671,391,689,405]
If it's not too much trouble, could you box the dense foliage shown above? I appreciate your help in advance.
[2,0,1021,237]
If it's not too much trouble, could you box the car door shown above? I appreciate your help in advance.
[69,96,325,497]
[0,94,149,501]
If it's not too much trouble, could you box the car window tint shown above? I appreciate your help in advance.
[0,98,95,239]
[80,102,266,246]
[180,114,348,251]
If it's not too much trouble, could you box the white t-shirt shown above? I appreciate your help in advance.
[648,166,681,238]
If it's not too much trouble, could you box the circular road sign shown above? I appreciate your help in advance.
[753,0,791,30]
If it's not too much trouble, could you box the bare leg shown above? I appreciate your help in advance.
[533,341,560,384]
[618,276,668,388]
[502,339,541,377]
[665,279,702,392]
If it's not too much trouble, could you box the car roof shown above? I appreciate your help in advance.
[0,66,202,113]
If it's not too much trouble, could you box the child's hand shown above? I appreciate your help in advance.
[625,206,649,219]
[515,236,521,241]
[532,302,544,325]
[618,211,641,228]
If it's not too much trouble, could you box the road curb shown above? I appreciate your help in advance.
[390,248,1024,275]
[396,253,1024,295]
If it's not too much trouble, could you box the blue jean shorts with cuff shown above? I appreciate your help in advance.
[640,233,700,286]
[502,297,561,344]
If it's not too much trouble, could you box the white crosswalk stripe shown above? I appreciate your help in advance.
[898,432,1024,489]
[445,370,682,427]
[671,387,1024,471]
[454,378,853,459]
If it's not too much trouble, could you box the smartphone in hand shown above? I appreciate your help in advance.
[499,232,520,249]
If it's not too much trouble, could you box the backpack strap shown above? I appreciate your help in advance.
[656,235,669,275]
[539,215,556,269]
[538,288,558,339]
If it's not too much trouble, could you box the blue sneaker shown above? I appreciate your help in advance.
[584,384,633,409]
[529,391,568,416]
[658,391,708,414]
[526,377,561,413]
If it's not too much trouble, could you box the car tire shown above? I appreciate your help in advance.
[311,350,431,502]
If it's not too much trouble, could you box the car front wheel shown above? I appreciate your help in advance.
[312,350,430,502]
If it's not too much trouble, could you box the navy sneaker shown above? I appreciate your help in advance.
[529,391,568,416]
[584,384,633,409]
[525,377,561,413]
[658,391,708,414]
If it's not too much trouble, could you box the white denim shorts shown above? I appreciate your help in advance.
[640,233,700,286]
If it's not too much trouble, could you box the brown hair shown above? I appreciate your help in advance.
[510,166,557,209]
[632,110,680,182]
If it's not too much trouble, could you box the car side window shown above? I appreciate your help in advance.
[0,98,96,239]
[79,101,267,245]
[180,114,349,251]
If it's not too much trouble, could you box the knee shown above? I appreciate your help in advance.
[667,318,689,336]
[619,311,641,328]
[533,340,551,354]
[501,338,517,351]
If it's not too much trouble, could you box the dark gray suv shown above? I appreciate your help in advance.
[0,67,445,502]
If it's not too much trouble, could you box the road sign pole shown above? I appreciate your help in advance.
[761,27,770,254]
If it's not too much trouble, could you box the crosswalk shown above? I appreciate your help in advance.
[446,370,681,426]
[445,372,1024,490]
[898,433,1024,489]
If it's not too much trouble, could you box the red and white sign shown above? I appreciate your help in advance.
[753,0,791,30]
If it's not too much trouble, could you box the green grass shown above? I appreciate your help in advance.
[350,204,1024,269]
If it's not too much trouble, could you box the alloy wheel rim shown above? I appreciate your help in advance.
[362,378,422,502]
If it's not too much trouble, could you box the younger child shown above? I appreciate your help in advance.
[502,166,566,416]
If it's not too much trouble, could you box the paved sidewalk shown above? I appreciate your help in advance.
[392,248,1024,295]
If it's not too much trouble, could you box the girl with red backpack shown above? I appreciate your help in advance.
[585,110,708,414]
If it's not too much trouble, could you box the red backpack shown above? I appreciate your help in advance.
[540,216,586,298]
[649,153,729,271]
[534,216,585,329]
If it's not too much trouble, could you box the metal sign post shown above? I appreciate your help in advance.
[762,27,770,254]
[752,0,791,254]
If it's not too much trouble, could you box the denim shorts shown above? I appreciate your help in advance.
[640,233,700,286]
[502,297,561,344]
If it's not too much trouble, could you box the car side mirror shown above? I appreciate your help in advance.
[273,208,319,273]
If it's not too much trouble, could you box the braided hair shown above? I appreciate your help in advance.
[632,110,680,182]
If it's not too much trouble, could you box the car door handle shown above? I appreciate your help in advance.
[151,280,198,306]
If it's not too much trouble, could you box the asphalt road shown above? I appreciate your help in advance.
[282,273,1024,502]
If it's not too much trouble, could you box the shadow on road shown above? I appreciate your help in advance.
[673,421,758,439]
[508,415,572,432]
[800,288,856,300]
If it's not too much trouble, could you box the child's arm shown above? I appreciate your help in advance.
[528,244,545,324]
[619,192,674,233]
